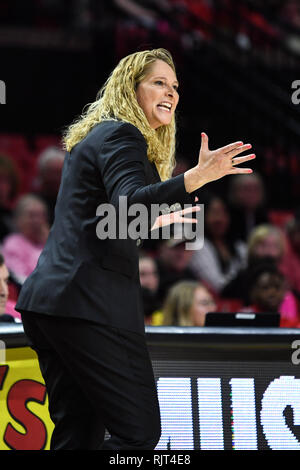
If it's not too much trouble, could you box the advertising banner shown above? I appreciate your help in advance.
[0,347,54,450]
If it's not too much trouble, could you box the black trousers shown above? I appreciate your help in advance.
[21,311,161,450]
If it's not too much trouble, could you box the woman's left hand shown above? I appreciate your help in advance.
[150,202,200,231]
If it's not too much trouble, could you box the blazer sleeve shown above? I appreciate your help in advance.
[98,122,197,221]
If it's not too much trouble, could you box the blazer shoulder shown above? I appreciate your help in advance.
[91,119,146,150]
[105,120,146,147]
[95,120,148,176]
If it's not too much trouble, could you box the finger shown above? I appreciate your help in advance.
[181,206,201,213]
[195,196,199,202]
[177,217,198,223]
[227,144,252,158]
[231,154,256,166]
[200,132,209,152]
[176,206,201,217]
[217,140,244,154]
[227,168,253,175]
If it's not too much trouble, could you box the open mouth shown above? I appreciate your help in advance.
[157,102,172,113]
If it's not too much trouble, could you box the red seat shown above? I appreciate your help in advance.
[268,210,294,228]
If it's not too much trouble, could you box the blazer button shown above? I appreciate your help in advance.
[136,238,141,247]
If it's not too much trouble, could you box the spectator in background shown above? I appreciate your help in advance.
[2,194,49,284]
[0,154,20,243]
[33,146,65,226]
[226,172,268,243]
[221,224,299,325]
[240,260,298,328]
[139,252,162,325]
[162,280,217,326]
[187,192,247,294]
[280,211,300,299]
[155,235,198,306]
[0,252,16,323]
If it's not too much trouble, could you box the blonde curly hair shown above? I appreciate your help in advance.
[63,48,178,181]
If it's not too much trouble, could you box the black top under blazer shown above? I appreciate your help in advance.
[15,120,198,335]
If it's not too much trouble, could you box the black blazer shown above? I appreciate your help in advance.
[15,120,197,334]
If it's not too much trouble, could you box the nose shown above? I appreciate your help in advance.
[165,84,174,97]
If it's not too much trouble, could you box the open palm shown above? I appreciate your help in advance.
[198,132,255,183]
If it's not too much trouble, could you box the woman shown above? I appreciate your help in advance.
[138,252,162,325]
[187,192,247,294]
[221,224,299,324]
[2,194,49,284]
[240,260,287,318]
[226,171,268,243]
[162,280,217,327]
[15,48,255,450]
[281,214,300,297]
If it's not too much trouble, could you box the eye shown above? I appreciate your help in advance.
[154,80,179,92]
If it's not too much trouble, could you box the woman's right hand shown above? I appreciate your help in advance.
[184,133,256,193]
[198,132,255,182]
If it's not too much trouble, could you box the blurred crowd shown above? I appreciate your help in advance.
[0,139,299,329]
[139,166,300,328]
[2,0,299,52]
[0,0,299,328]
[0,142,65,322]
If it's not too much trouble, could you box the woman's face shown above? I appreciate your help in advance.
[17,200,48,241]
[139,257,159,292]
[234,177,263,210]
[251,272,285,312]
[252,234,282,261]
[159,243,194,272]
[205,198,230,237]
[190,286,217,327]
[135,59,179,129]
